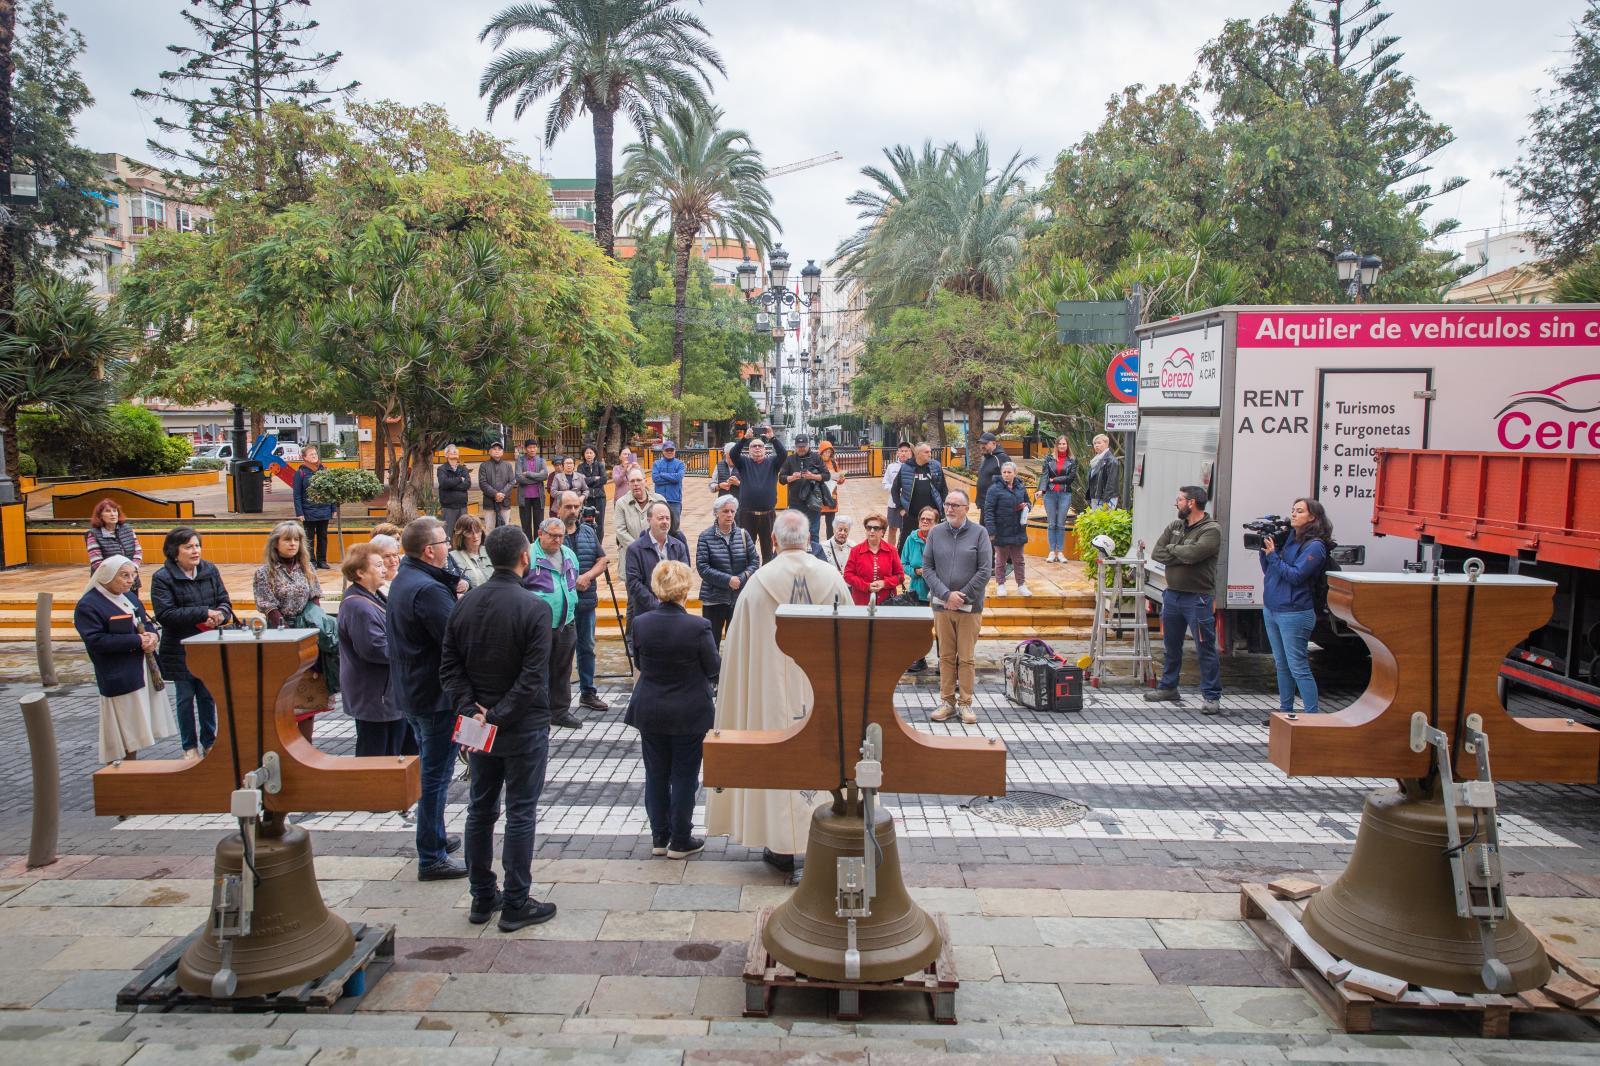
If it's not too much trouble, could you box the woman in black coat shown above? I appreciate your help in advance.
[625,559,719,860]
[149,526,233,759]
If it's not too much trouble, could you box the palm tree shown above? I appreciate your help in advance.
[833,136,1037,313]
[0,274,129,477]
[478,0,725,259]
[616,103,777,440]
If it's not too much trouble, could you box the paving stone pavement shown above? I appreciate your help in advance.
[5,600,1600,1056]
[5,648,1600,883]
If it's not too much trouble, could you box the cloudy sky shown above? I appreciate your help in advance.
[64,0,1586,291]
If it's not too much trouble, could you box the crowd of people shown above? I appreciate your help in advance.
[71,428,1186,931]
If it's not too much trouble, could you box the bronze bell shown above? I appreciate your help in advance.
[1303,784,1550,994]
[177,814,354,998]
[763,803,939,982]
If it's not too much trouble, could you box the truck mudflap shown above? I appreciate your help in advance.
[1500,658,1600,713]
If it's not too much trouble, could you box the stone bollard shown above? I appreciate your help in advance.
[35,592,58,688]
[19,692,60,868]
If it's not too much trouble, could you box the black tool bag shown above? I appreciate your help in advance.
[1002,639,1084,713]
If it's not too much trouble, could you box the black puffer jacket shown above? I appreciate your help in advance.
[150,559,232,680]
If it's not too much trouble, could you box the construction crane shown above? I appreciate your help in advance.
[765,151,843,179]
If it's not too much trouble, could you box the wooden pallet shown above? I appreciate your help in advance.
[117,921,395,1014]
[1240,882,1600,1037]
[741,908,959,1023]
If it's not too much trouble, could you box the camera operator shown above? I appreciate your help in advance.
[1257,498,1332,717]
[1146,486,1223,714]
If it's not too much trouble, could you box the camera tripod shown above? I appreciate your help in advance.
[595,560,635,680]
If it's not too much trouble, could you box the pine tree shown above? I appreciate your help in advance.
[132,0,354,455]
[132,0,356,185]
[1501,1,1600,268]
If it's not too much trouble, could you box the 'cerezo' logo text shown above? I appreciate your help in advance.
[1159,348,1197,398]
[1495,373,1600,451]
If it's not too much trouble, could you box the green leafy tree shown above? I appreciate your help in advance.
[241,105,633,521]
[1555,249,1600,303]
[10,0,109,276]
[0,274,130,476]
[1043,1,1464,303]
[852,291,1027,445]
[1010,235,1254,484]
[478,0,724,260]
[20,402,182,478]
[628,244,763,428]
[0,1,116,475]
[616,103,777,440]
[1501,2,1600,268]
[132,0,355,182]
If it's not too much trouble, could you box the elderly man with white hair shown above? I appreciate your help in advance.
[818,514,853,571]
[695,494,759,647]
[705,509,851,873]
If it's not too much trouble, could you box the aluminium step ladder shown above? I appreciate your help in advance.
[1088,546,1155,687]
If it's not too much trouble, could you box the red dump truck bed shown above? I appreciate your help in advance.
[1373,449,1600,713]
[1373,450,1600,570]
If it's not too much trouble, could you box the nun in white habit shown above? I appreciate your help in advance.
[73,555,176,762]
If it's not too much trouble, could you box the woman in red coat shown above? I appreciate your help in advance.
[842,512,905,606]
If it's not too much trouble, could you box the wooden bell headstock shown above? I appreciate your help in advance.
[702,604,1007,796]
[1269,572,1599,782]
[94,629,420,816]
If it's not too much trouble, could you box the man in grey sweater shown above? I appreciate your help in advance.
[923,489,993,724]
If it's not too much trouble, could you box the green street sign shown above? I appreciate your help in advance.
[1056,298,1137,345]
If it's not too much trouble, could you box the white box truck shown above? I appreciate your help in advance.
[1130,303,1600,650]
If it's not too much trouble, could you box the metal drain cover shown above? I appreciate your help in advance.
[963,791,1090,829]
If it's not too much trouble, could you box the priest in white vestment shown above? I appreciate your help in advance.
[705,510,852,870]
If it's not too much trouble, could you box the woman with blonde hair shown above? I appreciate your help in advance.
[75,555,175,763]
[253,520,340,698]
[625,559,719,859]
[450,514,493,589]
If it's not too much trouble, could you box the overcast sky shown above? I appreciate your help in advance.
[63,0,1586,294]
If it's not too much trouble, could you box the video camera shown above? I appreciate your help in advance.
[580,503,599,524]
[1242,515,1292,552]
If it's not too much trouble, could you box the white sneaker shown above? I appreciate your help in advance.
[1017,584,1032,597]
[1046,552,1059,563]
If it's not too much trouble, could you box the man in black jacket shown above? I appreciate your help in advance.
[436,445,472,536]
[778,434,829,546]
[729,426,787,564]
[386,517,464,881]
[440,525,559,932]
[973,432,1011,519]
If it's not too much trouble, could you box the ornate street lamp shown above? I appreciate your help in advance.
[770,245,791,290]
[800,259,822,300]
[1335,246,1383,302]
[737,257,758,294]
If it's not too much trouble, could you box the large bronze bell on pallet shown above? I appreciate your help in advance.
[94,629,420,999]
[703,604,1006,983]
[767,801,938,982]
[177,813,354,997]
[1302,781,1549,993]
[1269,569,1598,994]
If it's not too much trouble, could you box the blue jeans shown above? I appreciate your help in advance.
[1263,607,1319,712]
[1044,491,1071,555]
[172,676,217,754]
[404,711,459,868]
[639,731,704,849]
[575,604,597,696]
[1159,589,1221,701]
[805,508,822,546]
[665,501,682,535]
[465,730,549,910]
